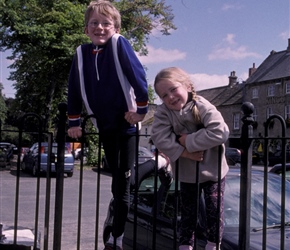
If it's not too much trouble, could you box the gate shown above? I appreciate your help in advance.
[0,102,289,249]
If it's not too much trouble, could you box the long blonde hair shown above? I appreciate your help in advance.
[154,67,201,123]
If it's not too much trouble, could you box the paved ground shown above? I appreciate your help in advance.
[0,160,112,250]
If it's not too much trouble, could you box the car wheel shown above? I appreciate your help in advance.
[67,172,73,177]
[21,161,26,171]
[32,164,38,177]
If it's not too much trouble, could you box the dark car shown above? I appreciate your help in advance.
[0,142,17,167]
[225,147,241,165]
[103,168,290,249]
[102,146,154,170]
[21,142,74,177]
[269,163,290,181]
[268,150,290,166]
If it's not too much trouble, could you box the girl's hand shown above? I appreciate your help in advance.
[125,112,145,125]
[68,126,82,139]
[178,134,187,147]
[181,149,204,161]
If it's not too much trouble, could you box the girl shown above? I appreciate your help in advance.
[151,67,229,250]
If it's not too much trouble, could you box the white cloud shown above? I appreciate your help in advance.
[208,34,262,61]
[137,45,186,64]
[224,34,236,45]
[280,31,290,40]
[222,3,242,11]
[190,73,229,91]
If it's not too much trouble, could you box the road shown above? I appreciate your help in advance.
[0,165,113,250]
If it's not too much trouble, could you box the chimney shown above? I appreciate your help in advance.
[287,38,290,51]
[228,71,237,87]
[249,63,257,77]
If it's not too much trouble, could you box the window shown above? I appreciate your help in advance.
[285,105,290,119]
[253,108,257,121]
[266,107,273,119]
[286,81,290,94]
[252,88,258,99]
[267,85,275,96]
[233,113,240,130]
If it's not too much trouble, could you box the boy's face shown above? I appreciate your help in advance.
[155,79,191,111]
[85,12,119,46]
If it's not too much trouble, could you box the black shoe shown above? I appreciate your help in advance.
[104,243,123,250]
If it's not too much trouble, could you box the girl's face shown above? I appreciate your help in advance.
[155,79,191,111]
[85,12,119,46]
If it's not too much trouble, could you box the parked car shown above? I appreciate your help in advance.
[73,147,88,160]
[20,147,30,162]
[269,163,290,181]
[102,146,154,170]
[0,142,17,167]
[103,168,290,249]
[268,150,290,166]
[226,147,263,166]
[21,142,74,177]
[225,147,241,165]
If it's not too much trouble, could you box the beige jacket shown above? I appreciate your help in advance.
[151,95,229,183]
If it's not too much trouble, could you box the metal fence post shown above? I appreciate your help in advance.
[53,103,67,250]
[239,102,254,249]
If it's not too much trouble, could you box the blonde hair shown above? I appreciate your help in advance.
[85,0,121,30]
[154,67,201,123]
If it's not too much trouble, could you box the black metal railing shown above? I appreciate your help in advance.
[0,102,289,250]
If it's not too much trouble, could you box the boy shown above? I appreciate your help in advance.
[67,1,148,249]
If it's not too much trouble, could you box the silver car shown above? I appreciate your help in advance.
[21,142,74,177]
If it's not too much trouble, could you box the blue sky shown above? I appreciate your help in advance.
[0,0,290,99]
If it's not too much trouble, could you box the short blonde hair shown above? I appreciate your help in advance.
[84,0,121,30]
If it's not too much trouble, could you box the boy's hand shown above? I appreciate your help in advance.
[68,126,82,139]
[125,112,145,125]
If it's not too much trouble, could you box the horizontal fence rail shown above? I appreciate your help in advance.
[0,102,289,250]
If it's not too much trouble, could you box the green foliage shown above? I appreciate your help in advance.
[0,125,32,146]
[0,0,176,148]
[115,0,176,55]
[148,84,156,104]
[0,83,8,124]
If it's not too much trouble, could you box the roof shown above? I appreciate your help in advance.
[197,83,244,107]
[247,48,290,84]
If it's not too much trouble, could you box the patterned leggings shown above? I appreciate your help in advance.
[179,177,226,246]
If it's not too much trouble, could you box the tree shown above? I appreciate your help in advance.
[0,82,7,125]
[148,84,156,104]
[0,0,176,131]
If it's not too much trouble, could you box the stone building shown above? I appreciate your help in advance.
[140,38,290,151]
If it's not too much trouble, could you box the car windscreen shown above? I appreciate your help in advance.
[224,173,290,228]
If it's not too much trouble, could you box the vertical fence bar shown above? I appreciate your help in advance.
[193,162,200,250]
[215,145,222,249]
[15,113,43,249]
[43,132,53,250]
[53,103,67,250]
[263,115,286,250]
[173,159,179,250]
[76,139,84,250]
[95,136,102,250]
[239,102,254,250]
[133,123,140,250]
